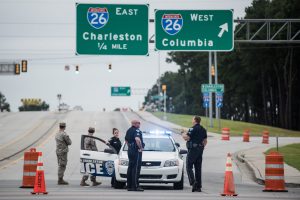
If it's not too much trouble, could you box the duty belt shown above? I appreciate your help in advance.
[128,143,135,147]
[192,143,204,148]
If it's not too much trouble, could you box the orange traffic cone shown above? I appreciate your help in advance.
[221,153,238,196]
[31,152,48,195]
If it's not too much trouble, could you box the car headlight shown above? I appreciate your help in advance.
[119,159,129,166]
[164,159,179,167]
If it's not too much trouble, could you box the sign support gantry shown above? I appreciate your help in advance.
[234,19,300,44]
[150,19,300,44]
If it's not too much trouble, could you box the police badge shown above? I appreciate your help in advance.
[105,160,114,176]
[87,7,109,29]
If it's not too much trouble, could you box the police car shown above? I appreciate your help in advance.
[79,131,187,190]
[80,136,118,179]
[114,131,187,190]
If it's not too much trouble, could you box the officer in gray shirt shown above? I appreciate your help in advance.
[55,122,72,185]
[80,127,102,186]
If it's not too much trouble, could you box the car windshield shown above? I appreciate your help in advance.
[123,137,175,152]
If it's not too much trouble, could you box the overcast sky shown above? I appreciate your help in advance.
[0,0,253,112]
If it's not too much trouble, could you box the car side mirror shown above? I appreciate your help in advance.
[179,149,188,154]
[104,148,116,154]
[175,142,180,147]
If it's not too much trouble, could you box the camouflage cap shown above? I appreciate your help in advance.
[88,127,95,133]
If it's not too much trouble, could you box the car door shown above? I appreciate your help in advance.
[80,135,118,177]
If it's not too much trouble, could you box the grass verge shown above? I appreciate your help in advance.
[152,112,300,137]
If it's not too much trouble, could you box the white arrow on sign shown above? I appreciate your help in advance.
[218,23,228,38]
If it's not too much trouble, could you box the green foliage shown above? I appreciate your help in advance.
[144,0,300,130]
[19,101,49,111]
[0,92,10,112]
[266,143,300,171]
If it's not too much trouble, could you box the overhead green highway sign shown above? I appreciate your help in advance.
[155,10,233,51]
[111,86,131,96]
[201,84,224,93]
[76,4,149,55]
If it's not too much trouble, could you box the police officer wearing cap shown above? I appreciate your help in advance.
[125,120,144,191]
[183,116,207,192]
[80,127,102,187]
[55,122,72,185]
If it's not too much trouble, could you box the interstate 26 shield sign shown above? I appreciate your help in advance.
[161,14,183,35]
[87,7,109,29]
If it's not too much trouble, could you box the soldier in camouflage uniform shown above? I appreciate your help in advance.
[55,122,72,185]
[80,127,102,186]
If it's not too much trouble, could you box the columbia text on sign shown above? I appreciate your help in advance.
[155,10,233,51]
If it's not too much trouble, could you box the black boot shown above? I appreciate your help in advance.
[192,182,198,192]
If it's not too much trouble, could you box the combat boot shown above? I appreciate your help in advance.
[80,180,89,186]
[92,180,102,186]
[58,177,69,185]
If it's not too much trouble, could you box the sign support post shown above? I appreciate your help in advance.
[209,52,213,127]
[214,52,219,120]
[162,85,167,120]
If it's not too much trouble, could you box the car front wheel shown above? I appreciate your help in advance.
[173,171,184,190]
[113,176,126,189]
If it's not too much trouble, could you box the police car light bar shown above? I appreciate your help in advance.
[147,130,172,135]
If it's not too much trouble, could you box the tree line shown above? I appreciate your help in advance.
[144,0,300,130]
[0,92,10,112]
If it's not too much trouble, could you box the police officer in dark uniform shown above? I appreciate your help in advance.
[125,120,144,192]
[108,128,122,153]
[108,128,122,187]
[183,116,207,192]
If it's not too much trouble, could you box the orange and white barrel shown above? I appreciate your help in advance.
[20,148,39,188]
[243,130,250,142]
[262,130,269,144]
[221,128,230,141]
[263,151,287,192]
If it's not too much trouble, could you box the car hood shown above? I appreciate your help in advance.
[119,151,178,160]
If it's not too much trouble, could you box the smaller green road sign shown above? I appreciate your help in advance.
[76,4,149,55]
[151,95,168,100]
[155,10,233,51]
[201,84,224,93]
[111,86,131,96]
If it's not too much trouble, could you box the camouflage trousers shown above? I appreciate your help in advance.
[57,152,68,178]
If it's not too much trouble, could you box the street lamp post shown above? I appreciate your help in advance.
[157,51,162,111]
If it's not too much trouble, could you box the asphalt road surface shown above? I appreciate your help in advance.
[0,111,299,200]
